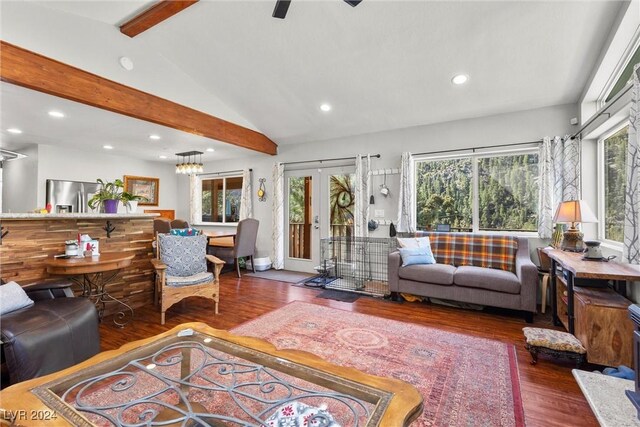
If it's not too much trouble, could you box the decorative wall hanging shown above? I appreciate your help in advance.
[123,175,159,206]
[258,178,267,202]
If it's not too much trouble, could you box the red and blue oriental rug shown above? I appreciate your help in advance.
[232,301,525,427]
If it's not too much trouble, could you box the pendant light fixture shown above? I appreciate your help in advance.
[175,151,204,174]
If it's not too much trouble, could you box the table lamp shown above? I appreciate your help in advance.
[553,200,597,252]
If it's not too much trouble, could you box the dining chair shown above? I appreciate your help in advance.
[171,219,190,229]
[210,219,259,278]
[153,218,172,234]
[152,233,225,325]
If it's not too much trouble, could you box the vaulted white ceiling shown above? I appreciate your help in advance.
[0,0,627,157]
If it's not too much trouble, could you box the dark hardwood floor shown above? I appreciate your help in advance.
[100,274,598,427]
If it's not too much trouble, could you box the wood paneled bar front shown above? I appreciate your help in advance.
[0,213,157,316]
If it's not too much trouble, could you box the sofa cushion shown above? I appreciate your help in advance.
[454,266,521,294]
[398,263,456,285]
[401,232,518,272]
[399,246,436,267]
[397,236,431,249]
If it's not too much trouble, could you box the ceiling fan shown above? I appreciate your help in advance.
[272,0,363,19]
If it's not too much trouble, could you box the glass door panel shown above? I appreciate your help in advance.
[288,176,313,260]
[329,173,355,239]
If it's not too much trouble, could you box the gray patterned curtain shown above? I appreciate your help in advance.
[189,174,201,225]
[538,136,581,238]
[397,152,415,232]
[354,154,371,237]
[239,168,253,220]
[624,65,640,264]
[271,163,285,269]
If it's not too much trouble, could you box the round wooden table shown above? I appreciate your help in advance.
[46,253,135,327]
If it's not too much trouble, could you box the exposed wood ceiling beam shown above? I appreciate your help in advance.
[120,0,199,38]
[0,41,278,156]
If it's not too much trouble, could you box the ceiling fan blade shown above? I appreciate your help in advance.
[272,0,291,19]
[343,0,362,6]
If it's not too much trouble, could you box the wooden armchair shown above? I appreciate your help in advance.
[152,233,224,325]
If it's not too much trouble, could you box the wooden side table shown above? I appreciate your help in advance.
[46,253,135,327]
[543,247,639,366]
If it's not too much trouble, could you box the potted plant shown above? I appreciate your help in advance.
[88,179,124,213]
[121,192,148,213]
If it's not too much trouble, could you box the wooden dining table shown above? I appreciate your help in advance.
[204,230,237,248]
[46,252,135,327]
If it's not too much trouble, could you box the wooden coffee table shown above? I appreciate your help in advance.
[0,323,423,426]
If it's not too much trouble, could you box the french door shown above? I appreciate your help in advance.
[284,166,356,273]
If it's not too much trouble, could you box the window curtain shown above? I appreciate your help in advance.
[538,136,581,238]
[239,168,253,220]
[354,154,371,237]
[397,152,415,233]
[271,162,285,270]
[624,65,640,264]
[189,174,201,225]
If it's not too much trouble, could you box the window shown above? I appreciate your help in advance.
[201,176,243,224]
[416,157,473,231]
[600,125,628,243]
[605,45,639,103]
[415,150,539,233]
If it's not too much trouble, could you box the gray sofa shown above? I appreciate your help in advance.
[388,233,538,322]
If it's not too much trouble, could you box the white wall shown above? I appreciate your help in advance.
[2,145,39,213]
[0,1,256,131]
[187,103,578,258]
[19,144,179,212]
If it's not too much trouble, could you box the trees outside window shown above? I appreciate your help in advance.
[415,151,539,232]
[601,125,628,243]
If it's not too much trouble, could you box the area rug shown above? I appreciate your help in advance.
[232,301,525,427]
[243,269,316,284]
[316,288,360,303]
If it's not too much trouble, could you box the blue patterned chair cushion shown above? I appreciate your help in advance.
[158,234,208,277]
[166,272,213,287]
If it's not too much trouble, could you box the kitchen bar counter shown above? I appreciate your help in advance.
[0,213,159,219]
[1,215,156,317]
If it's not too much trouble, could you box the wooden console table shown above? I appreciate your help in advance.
[46,253,135,327]
[544,248,640,366]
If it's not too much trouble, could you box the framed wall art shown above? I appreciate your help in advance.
[123,175,159,206]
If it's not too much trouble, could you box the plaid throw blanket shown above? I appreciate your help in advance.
[410,232,518,273]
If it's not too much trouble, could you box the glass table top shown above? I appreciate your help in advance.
[33,328,394,426]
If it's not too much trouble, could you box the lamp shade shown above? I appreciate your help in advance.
[553,200,597,224]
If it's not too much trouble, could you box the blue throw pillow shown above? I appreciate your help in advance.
[399,246,436,267]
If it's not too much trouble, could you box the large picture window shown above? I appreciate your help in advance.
[599,125,628,243]
[415,150,539,233]
[201,176,243,224]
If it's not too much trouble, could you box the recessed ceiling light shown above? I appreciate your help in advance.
[320,103,332,112]
[149,134,161,140]
[119,56,134,71]
[48,111,65,118]
[103,145,114,150]
[451,74,469,85]
[7,128,22,134]
[159,155,167,159]
[206,148,215,152]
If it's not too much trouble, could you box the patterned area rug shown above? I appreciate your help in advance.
[232,301,525,426]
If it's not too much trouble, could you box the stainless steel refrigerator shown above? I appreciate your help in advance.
[45,179,101,213]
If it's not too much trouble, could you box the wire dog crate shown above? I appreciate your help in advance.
[312,236,396,297]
